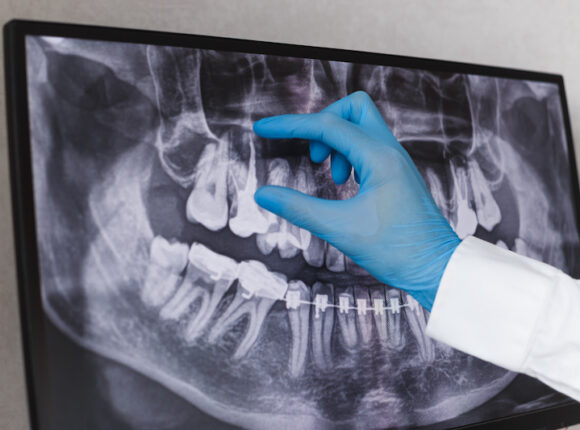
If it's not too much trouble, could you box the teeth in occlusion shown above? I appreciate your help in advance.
[355,288,373,346]
[207,261,286,360]
[403,294,435,362]
[386,289,405,351]
[468,160,501,232]
[286,280,310,378]
[325,243,345,272]
[228,135,271,238]
[256,159,302,259]
[311,282,334,370]
[303,235,325,268]
[335,286,358,351]
[449,161,478,239]
[370,288,388,344]
[141,236,189,307]
[160,243,237,327]
[186,140,229,231]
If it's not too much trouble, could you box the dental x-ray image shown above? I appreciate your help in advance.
[24,34,580,430]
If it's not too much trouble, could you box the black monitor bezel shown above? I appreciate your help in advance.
[4,18,580,430]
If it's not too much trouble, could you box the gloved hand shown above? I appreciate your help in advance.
[253,91,460,311]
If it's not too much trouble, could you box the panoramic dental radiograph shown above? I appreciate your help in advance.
[25,35,580,429]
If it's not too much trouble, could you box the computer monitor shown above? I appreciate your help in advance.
[5,19,580,430]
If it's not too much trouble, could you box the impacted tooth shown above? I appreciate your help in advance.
[303,235,325,268]
[207,284,277,360]
[403,294,435,362]
[287,281,310,378]
[469,160,501,232]
[228,136,271,237]
[186,141,229,231]
[141,236,189,307]
[311,282,334,370]
[325,243,345,272]
[386,289,405,351]
[335,286,358,351]
[370,288,388,345]
[355,288,373,346]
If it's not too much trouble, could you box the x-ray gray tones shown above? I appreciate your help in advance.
[25,35,580,429]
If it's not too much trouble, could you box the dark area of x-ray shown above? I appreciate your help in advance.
[25,34,580,429]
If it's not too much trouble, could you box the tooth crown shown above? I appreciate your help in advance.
[238,260,288,300]
[150,236,189,271]
[188,242,238,280]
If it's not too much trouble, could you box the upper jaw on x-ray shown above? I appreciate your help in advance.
[25,35,579,429]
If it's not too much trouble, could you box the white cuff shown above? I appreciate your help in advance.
[426,236,558,372]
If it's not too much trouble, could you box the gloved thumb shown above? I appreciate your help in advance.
[254,185,337,239]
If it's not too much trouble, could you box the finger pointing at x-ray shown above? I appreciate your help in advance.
[254,91,461,311]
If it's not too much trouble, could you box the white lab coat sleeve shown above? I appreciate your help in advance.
[425,235,580,402]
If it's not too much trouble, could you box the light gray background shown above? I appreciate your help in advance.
[2,1,580,429]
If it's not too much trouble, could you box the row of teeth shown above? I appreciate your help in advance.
[141,236,435,378]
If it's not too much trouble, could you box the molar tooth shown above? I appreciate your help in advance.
[160,242,237,335]
[469,160,501,232]
[335,286,358,351]
[355,288,373,346]
[287,280,310,378]
[325,243,345,272]
[370,288,388,344]
[207,261,286,359]
[141,236,189,307]
[403,294,435,362]
[386,289,405,351]
[303,235,325,268]
[311,282,334,370]
[228,135,271,237]
[449,161,478,238]
[186,141,229,231]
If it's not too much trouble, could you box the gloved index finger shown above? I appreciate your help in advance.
[253,112,372,173]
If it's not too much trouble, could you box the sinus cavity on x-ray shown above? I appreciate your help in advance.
[25,35,580,429]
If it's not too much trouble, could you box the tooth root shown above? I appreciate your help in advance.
[355,288,373,346]
[207,285,276,360]
[335,286,358,351]
[293,160,314,251]
[311,282,334,370]
[325,243,345,272]
[141,236,189,307]
[287,281,310,378]
[469,160,501,232]
[370,288,388,344]
[386,289,405,350]
[303,235,325,268]
[159,267,206,320]
[186,141,229,231]
[182,278,233,342]
[403,293,435,362]
[229,136,272,237]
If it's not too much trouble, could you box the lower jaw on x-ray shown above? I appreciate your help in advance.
[25,34,580,429]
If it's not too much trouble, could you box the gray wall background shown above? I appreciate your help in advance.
[1,1,580,429]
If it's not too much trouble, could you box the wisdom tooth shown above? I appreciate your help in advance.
[228,135,271,238]
[335,286,358,351]
[355,289,373,346]
[160,243,237,331]
[403,294,435,362]
[386,289,405,350]
[141,236,189,308]
[469,160,501,231]
[186,140,229,231]
[370,288,388,344]
[287,280,310,378]
[325,244,345,272]
[311,282,334,370]
[207,261,286,359]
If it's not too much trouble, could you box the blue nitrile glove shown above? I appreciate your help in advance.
[253,91,461,311]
